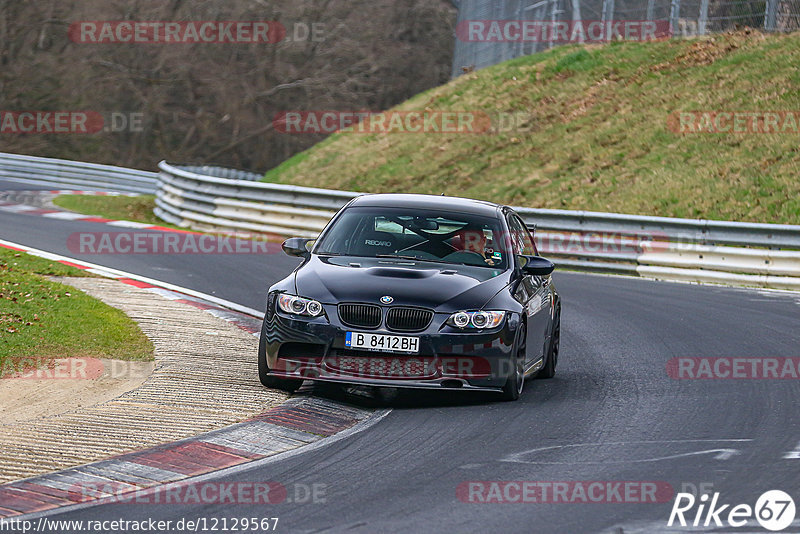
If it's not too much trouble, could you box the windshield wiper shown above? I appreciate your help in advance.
[375,254,420,261]
[375,254,451,264]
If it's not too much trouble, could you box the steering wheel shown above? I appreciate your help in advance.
[442,250,487,266]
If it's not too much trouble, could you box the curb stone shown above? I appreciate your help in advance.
[0,396,376,518]
[0,237,382,519]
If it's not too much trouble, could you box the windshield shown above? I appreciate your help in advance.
[314,206,509,269]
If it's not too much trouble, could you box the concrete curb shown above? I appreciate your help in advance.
[0,238,383,519]
[0,396,383,518]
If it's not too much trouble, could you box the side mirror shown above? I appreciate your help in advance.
[518,255,555,276]
[282,237,313,258]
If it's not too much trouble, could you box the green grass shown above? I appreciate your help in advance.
[51,194,287,246]
[262,31,800,224]
[52,194,181,229]
[0,247,153,368]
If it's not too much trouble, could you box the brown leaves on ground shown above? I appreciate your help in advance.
[564,78,614,121]
[651,29,764,72]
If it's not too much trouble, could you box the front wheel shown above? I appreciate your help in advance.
[537,308,560,380]
[501,323,526,401]
[258,318,303,393]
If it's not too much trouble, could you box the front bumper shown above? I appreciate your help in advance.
[263,307,520,391]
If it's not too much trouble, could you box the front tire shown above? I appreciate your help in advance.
[258,318,303,393]
[501,323,526,401]
[537,307,560,380]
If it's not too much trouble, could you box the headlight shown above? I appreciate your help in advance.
[278,294,324,317]
[446,310,505,329]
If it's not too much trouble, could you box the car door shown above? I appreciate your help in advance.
[507,214,551,364]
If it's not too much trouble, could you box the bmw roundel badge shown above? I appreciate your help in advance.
[380,295,394,304]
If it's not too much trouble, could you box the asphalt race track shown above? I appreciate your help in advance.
[0,180,301,310]
[3,178,800,533]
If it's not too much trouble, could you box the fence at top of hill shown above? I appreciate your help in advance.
[451,0,800,77]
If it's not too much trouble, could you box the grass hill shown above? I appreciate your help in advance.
[264,30,800,224]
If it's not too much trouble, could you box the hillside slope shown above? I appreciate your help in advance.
[264,31,800,224]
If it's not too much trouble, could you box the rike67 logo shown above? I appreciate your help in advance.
[669,490,796,531]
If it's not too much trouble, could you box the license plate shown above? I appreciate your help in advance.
[345,332,419,354]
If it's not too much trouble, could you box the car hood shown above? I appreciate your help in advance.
[293,256,512,311]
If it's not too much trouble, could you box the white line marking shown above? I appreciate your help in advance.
[0,204,34,212]
[0,238,264,318]
[105,220,153,228]
[41,212,87,220]
[501,439,753,465]
[783,440,800,459]
[84,268,122,278]
[27,250,73,261]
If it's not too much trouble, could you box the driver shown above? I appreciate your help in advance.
[451,227,497,265]
[452,228,485,253]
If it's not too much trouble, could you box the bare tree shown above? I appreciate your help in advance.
[0,0,456,171]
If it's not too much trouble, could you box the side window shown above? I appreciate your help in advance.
[507,215,536,256]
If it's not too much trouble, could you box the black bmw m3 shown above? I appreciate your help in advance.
[258,193,561,401]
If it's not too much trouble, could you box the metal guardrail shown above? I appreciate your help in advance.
[1,154,798,290]
[174,165,263,182]
[0,152,158,195]
[155,161,800,289]
[514,207,800,282]
[154,161,359,238]
[513,207,800,249]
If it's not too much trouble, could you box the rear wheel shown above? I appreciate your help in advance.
[258,318,303,393]
[537,308,560,379]
[501,323,526,401]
